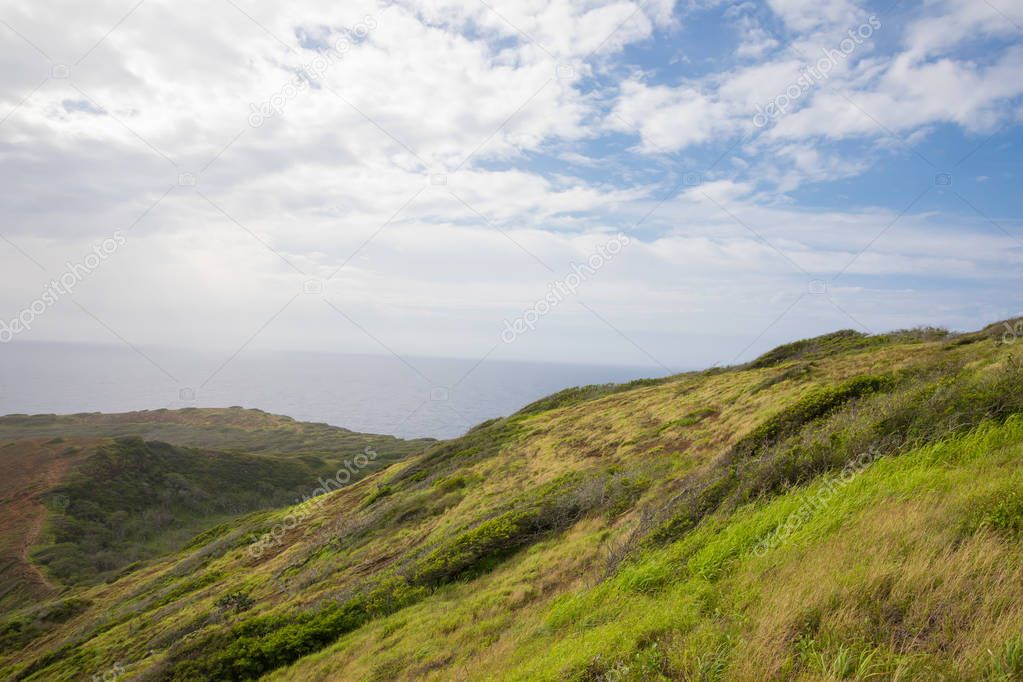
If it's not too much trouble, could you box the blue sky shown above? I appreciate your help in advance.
[0,0,1022,379]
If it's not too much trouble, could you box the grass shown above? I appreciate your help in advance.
[488,416,1023,681]
[515,378,674,416]
[989,635,1023,680]
[4,321,1023,681]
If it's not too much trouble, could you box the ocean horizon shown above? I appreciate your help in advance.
[0,341,670,439]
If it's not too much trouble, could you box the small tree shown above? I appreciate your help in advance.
[215,591,255,613]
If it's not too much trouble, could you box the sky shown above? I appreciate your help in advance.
[1,0,1022,376]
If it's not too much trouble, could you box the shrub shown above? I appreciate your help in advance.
[215,591,256,614]
[747,330,866,369]
[747,327,948,370]
[732,374,896,459]
[388,418,526,486]
[967,491,1023,538]
[752,363,815,393]
[0,598,90,656]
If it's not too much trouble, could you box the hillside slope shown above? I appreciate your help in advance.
[0,438,91,608]
[4,323,1023,681]
[0,409,432,609]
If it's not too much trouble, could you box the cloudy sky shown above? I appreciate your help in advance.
[1,0,1022,373]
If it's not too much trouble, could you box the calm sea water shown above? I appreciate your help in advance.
[0,342,666,439]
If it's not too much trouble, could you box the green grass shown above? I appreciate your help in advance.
[5,321,1023,682]
[501,416,1023,680]
[658,407,719,432]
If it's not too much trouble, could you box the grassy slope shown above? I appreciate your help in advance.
[0,408,432,605]
[0,407,434,461]
[4,325,1023,680]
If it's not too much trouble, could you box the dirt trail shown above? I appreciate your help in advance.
[19,455,67,592]
[0,439,93,606]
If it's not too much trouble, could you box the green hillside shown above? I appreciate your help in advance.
[4,323,1023,681]
[31,436,379,586]
[0,408,432,608]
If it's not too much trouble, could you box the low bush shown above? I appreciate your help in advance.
[731,374,896,459]
[388,418,526,487]
[747,327,948,370]
[215,591,256,614]
[965,491,1023,538]
[747,329,867,369]
[0,598,90,656]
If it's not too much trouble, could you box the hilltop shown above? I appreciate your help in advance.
[3,322,1023,680]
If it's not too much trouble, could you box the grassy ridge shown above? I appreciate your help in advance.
[3,323,1023,680]
[0,407,433,461]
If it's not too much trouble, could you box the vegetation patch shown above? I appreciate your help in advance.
[215,591,256,614]
[731,374,896,458]
[387,417,527,486]
[164,469,647,680]
[964,490,1023,538]
[0,598,90,656]
[515,378,672,416]
[649,359,1023,545]
[26,436,408,585]
[746,327,947,369]
[658,408,718,432]
[360,485,394,508]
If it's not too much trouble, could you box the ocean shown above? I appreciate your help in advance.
[0,342,668,439]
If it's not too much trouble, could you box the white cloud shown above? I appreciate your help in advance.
[734,16,780,59]
[765,0,864,32]
[0,0,1020,371]
[901,0,1023,62]
[771,45,1023,141]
